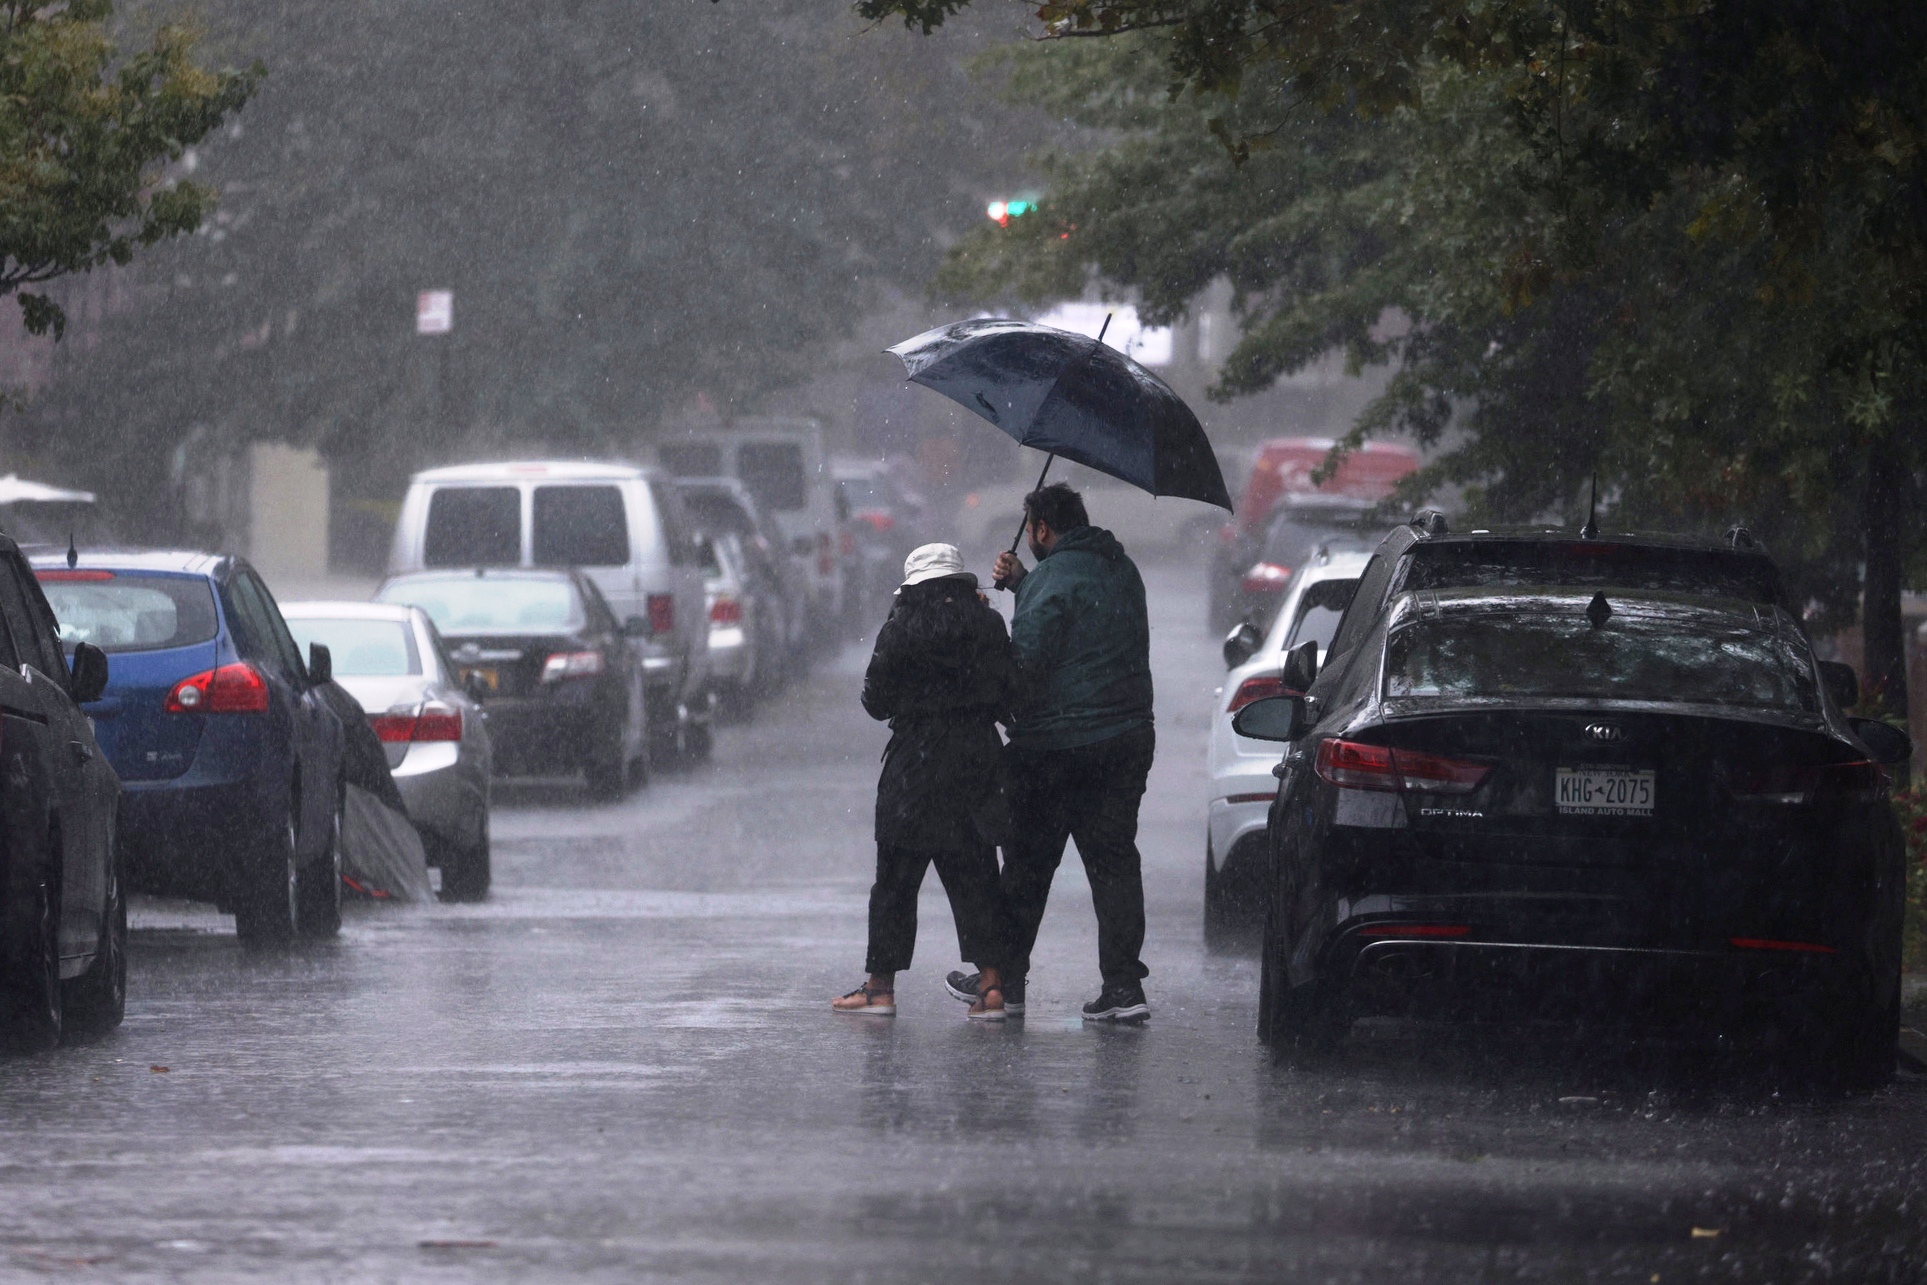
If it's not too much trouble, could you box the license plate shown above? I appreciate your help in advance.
[464,667,499,693]
[1555,768,1655,816]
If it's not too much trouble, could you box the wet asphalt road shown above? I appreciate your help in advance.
[3,559,1926,1283]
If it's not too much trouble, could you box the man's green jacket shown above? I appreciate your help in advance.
[1008,524,1153,750]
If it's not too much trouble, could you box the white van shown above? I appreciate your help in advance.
[387,461,712,754]
[654,419,847,633]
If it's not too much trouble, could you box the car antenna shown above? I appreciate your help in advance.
[1579,474,1598,540]
[1586,590,1612,629]
[65,529,78,570]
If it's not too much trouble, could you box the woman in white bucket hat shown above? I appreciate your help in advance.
[832,543,1016,1019]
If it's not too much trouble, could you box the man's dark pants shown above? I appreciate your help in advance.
[1000,723,1155,990]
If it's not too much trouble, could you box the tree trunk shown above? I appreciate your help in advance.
[1862,434,1907,721]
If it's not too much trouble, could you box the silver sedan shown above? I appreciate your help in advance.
[283,601,493,899]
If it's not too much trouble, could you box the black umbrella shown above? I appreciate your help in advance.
[887,316,1233,565]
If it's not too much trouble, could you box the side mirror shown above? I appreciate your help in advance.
[307,642,332,686]
[1281,639,1319,692]
[1848,717,1913,766]
[1231,694,1310,743]
[70,642,108,705]
[1819,660,1859,709]
[623,615,650,638]
[1222,621,1263,669]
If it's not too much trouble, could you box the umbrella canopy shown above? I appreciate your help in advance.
[0,474,94,505]
[887,318,1232,511]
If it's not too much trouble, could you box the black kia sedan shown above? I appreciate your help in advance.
[1237,585,1910,1084]
[374,568,648,797]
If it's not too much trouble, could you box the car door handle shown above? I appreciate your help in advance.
[70,741,92,766]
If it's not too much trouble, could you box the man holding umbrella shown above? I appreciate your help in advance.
[947,480,1155,1022]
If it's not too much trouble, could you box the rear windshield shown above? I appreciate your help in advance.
[378,577,581,634]
[738,442,807,512]
[681,492,755,540]
[1402,542,1783,604]
[286,618,420,676]
[39,573,219,653]
[533,485,629,566]
[424,486,520,566]
[657,443,724,477]
[1384,606,1818,711]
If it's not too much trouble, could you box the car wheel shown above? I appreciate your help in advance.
[1204,841,1233,952]
[683,716,713,763]
[1831,967,1901,1090]
[585,723,629,800]
[234,815,299,945]
[65,832,127,1035]
[1259,905,1343,1059]
[1,862,63,1051]
[296,793,343,938]
[438,818,491,902]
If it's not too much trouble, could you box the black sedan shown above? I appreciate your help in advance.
[375,569,648,798]
[1237,586,1910,1085]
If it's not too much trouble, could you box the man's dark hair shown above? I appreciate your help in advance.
[1024,481,1088,533]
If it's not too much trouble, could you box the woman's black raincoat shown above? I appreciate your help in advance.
[862,584,1016,850]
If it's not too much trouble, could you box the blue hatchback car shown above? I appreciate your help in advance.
[31,550,347,943]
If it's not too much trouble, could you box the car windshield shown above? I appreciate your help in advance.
[1402,541,1784,604]
[286,618,420,676]
[38,573,219,653]
[379,577,581,633]
[1383,599,1818,711]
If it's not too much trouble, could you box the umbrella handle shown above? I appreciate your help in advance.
[996,452,1056,591]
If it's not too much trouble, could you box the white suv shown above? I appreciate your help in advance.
[1204,547,1371,943]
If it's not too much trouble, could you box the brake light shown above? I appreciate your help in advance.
[541,650,604,683]
[1730,760,1886,804]
[858,511,895,533]
[1240,562,1293,594]
[35,569,114,582]
[1730,937,1836,954]
[1227,674,1294,714]
[369,705,463,743]
[647,593,675,635]
[164,663,269,714]
[1315,738,1490,794]
[709,596,742,626]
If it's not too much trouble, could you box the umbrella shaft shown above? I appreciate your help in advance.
[1008,453,1056,557]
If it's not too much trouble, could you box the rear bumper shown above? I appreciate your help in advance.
[393,743,487,848]
[481,689,621,774]
[706,626,750,684]
[119,776,278,903]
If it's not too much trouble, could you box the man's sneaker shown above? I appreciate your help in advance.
[1081,984,1149,1023]
[944,970,1025,1014]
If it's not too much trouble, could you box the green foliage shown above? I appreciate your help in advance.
[0,1,258,335]
[1891,789,1927,970]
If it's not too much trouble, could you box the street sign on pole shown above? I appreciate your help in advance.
[416,290,453,336]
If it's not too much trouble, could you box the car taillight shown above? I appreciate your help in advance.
[1240,562,1293,594]
[35,569,114,582]
[369,705,463,743]
[1315,738,1490,795]
[709,596,742,626]
[164,663,269,714]
[1730,760,1886,804]
[541,650,604,683]
[858,511,895,533]
[647,593,675,635]
[1227,674,1295,714]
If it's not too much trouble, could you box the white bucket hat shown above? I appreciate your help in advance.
[898,542,976,593]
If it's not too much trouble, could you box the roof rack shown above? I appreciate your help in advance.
[1411,510,1449,538]
[1725,525,1758,551]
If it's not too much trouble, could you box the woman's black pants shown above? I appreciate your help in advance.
[865,842,1006,974]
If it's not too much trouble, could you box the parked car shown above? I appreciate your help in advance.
[1237,584,1909,1084]
[1224,501,1378,631]
[388,460,710,762]
[833,461,924,624]
[1205,548,1370,943]
[282,602,494,899]
[675,476,808,685]
[1209,438,1420,630]
[0,538,120,1048]
[696,532,781,717]
[33,549,346,945]
[655,420,845,640]
[375,568,649,796]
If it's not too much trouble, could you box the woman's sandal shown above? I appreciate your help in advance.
[832,983,896,1016]
[967,985,1007,1022]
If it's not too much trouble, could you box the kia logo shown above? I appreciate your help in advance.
[1584,723,1624,742]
